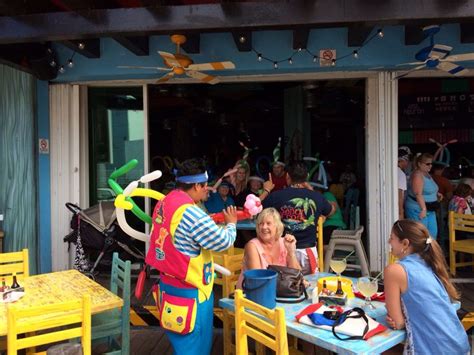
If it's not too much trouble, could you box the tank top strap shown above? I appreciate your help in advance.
[248,238,269,269]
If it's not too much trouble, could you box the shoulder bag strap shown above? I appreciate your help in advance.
[331,307,369,341]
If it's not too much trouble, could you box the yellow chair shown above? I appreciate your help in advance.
[448,211,474,276]
[462,312,474,331]
[7,294,92,355]
[234,289,288,355]
[317,217,324,272]
[0,249,29,284]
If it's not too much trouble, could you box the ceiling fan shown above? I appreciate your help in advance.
[395,25,474,79]
[118,34,236,84]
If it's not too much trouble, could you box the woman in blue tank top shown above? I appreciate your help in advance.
[405,153,440,238]
[385,219,470,354]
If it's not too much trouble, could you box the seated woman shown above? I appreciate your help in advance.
[237,207,300,288]
[449,183,472,214]
[384,219,470,354]
[204,181,235,214]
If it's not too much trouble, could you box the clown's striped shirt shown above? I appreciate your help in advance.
[174,205,236,257]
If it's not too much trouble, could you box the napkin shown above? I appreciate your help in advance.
[353,291,385,301]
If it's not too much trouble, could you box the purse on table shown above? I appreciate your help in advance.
[267,264,307,303]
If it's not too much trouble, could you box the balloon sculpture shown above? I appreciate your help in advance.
[430,138,457,167]
[108,160,232,285]
[209,194,263,224]
[303,154,329,189]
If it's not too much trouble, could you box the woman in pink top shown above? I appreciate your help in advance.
[237,207,300,288]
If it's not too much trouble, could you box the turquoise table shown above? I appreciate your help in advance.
[220,272,461,354]
[220,272,404,355]
[236,219,256,230]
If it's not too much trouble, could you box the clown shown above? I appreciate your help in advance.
[145,158,237,355]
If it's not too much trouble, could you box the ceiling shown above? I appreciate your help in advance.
[1,0,474,80]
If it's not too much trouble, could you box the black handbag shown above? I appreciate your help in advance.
[267,265,307,303]
[425,200,440,211]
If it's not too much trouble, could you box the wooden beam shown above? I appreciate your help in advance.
[460,23,474,43]
[405,25,427,45]
[112,36,149,56]
[1,1,474,44]
[232,31,252,52]
[0,43,58,80]
[348,25,374,47]
[60,39,100,58]
[293,28,309,50]
[181,33,200,54]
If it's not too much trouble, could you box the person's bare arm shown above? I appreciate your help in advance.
[283,234,301,270]
[398,189,405,219]
[411,172,427,219]
[384,263,408,330]
[244,241,262,270]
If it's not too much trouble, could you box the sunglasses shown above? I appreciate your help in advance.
[395,221,403,233]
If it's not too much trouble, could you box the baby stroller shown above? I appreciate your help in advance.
[64,201,144,279]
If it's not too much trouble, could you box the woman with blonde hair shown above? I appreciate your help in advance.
[384,219,469,354]
[405,153,441,238]
[237,208,300,288]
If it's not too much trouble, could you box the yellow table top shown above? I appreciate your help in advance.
[0,269,123,336]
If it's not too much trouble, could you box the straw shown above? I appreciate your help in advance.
[373,270,384,281]
[342,250,355,261]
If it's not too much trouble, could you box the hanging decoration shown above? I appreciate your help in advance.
[252,29,384,69]
[430,137,457,167]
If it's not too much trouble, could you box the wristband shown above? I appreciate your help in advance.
[264,189,271,194]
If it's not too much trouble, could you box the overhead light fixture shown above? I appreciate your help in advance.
[78,42,85,50]
[239,36,246,43]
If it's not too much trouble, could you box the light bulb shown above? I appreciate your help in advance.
[377,29,384,38]
[59,66,65,74]
[298,47,302,52]
[331,59,336,66]
[313,56,317,63]
[50,60,56,67]
[239,36,246,43]
[257,53,262,62]
[353,50,359,59]
[288,58,293,65]
[78,42,85,50]
[274,62,278,69]
[67,59,74,68]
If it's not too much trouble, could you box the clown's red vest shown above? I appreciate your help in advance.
[145,190,214,299]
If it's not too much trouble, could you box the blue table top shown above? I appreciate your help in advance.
[236,219,256,231]
[219,272,405,355]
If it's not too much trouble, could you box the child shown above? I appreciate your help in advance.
[449,183,472,215]
[384,219,470,354]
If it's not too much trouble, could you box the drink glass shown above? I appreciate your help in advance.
[329,257,347,278]
[357,277,378,310]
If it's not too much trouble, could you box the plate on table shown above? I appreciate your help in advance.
[0,290,25,303]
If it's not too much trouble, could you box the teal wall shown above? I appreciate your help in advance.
[0,65,37,274]
[51,24,474,82]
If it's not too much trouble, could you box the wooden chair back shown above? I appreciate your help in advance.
[7,294,91,355]
[317,217,324,271]
[234,289,288,355]
[0,249,29,284]
[448,211,474,275]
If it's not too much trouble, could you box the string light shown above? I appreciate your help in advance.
[78,42,85,50]
[252,27,384,69]
[59,65,65,74]
[239,36,246,44]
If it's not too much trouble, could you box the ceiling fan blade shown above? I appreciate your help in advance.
[429,44,452,59]
[158,51,181,67]
[156,72,175,84]
[396,61,425,66]
[442,53,474,62]
[118,65,172,71]
[437,61,469,75]
[393,65,426,80]
[187,61,236,71]
[186,70,219,85]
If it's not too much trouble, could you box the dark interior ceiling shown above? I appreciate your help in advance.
[1,0,474,80]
